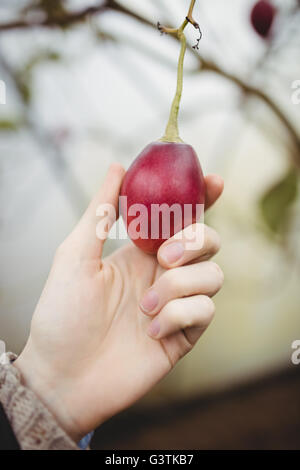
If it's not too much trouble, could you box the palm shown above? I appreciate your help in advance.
[29,242,189,434]
[84,243,190,423]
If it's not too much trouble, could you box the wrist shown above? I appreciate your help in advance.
[14,344,82,443]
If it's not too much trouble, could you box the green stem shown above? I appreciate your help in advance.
[159,0,198,143]
[188,0,196,19]
[160,27,187,143]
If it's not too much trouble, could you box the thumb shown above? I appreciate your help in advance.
[71,163,125,260]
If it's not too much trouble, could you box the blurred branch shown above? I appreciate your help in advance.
[0,1,110,30]
[201,60,300,166]
[0,0,299,165]
[0,0,153,31]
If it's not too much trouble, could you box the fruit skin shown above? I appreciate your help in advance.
[120,141,206,254]
[251,1,276,38]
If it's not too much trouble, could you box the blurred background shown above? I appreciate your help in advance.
[0,0,300,450]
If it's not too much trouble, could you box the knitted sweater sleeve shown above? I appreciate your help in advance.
[0,352,78,450]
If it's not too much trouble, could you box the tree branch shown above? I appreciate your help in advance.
[113,3,300,165]
[201,60,300,165]
[0,1,112,30]
[0,0,299,164]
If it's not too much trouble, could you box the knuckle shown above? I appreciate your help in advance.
[184,315,194,329]
[201,296,215,325]
[208,261,224,288]
[163,269,181,294]
[164,300,182,326]
[205,226,221,255]
[213,230,222,251]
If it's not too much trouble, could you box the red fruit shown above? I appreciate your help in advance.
[251,1,276,38]
[120,141,205,254]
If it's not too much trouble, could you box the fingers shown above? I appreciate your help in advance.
[69,163,125,259]
[205,174,224,210]
[140,261,224,316]
[147,295,215,341]
[155,174,223,268]
[157,223,221,269]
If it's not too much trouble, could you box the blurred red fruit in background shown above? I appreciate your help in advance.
[251,1,276,38]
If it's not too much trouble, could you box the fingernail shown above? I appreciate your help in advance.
[140,290,159,313]
[160,242,184,265]
[148,318,160,338]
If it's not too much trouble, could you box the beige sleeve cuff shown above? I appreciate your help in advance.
[0,353,79,450]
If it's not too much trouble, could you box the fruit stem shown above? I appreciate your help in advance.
[187,0,197,24]
[159,0,200,143]
[160,26,187,143]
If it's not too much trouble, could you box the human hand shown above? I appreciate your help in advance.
[15,164,224,442]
